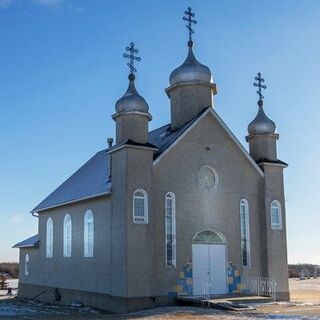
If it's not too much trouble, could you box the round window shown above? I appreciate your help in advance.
[198,166,217,190]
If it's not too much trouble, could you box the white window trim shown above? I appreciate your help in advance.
[25,254,30,276]
[133,189,148,224]
[46,217,53,258]
[63,213,72,257]
[270,200,282,230]
[240,199,251,269]
[165,192,176,268]
[84,210,94,258]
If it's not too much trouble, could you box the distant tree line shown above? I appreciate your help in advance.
[289,264,319,278]
[0,262,19,279]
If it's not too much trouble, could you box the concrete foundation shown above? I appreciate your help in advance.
[276,291,290,301]
[18,283,174,314]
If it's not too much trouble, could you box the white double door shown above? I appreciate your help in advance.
[192,244,227,296]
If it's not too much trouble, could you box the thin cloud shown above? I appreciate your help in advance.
[0,0,14,9]
[32,0,63,6]
[10,213,25,224]
[0,0,64,9]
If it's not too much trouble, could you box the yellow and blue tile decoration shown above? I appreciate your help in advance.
[168,260,242,297]
[168,260,193,297]
[228,261,242,293]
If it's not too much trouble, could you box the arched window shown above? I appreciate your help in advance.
[165,192,176,268]
[63,214,72,257]
[270,200,282,230]
[240,199,251,268]
[192,230,226,244]
[46,217,53,258]
[133,189,148,224]
[84,210,94,257]
[25,254,30,276]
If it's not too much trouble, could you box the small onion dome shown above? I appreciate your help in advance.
[248,100,276,135]
[169,41,211,86]
[115,74,149,114]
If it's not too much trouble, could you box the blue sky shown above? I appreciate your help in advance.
[0,0,319,263]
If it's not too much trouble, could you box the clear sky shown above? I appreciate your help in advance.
[0,0,319,264]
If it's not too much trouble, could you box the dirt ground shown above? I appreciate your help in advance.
[0,278,320,319]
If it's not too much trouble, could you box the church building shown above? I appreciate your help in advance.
[14,8,289,313]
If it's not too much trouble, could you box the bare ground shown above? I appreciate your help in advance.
[0,278,320,319]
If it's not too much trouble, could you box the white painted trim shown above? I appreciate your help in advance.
[165,81,217,98]
[165,192,176,268]
[153,108,264,177]
[46,217,53,258]
[198,165,219,191]
[270,200,283,230]
[259,162,288,168]
[24,254,30,276]
[112,110,152,121]
[63,213,72,257]
[14,244,38,248]
[240,199,251,269]
[192,229,227,244]
[31,191,111,214]
[108,144,158,155]
[133,188,148,224]
[84,210,94,258]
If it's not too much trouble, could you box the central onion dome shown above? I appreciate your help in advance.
[169,41,211,86]
[248,100,276,135]
[115,74,149,114]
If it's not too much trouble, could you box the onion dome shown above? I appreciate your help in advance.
[115,74,149,114]
[169,42,211,86]
[248,100,276,135]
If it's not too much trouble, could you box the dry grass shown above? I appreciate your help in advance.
[1,278,320,319]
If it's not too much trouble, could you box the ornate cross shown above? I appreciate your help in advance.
[253,72,267,102]
[123,42,141,78]
[183,7,197,44]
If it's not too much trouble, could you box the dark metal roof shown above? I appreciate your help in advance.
[257,158,288,167]
[150,107,209,159]
[13,235,39,248]
[109,139,158,152]
[31,107,209,213]
[32,149,111,212]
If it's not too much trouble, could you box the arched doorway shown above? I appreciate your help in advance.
[192,230,227,296]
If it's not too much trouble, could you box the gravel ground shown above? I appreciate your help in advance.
[0,278,320,319]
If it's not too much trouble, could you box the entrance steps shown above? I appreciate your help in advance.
[176,295,273,311]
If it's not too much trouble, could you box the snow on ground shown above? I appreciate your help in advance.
[0,279,18,300]
[0,278,319,319]
[7,279,18,289]
[1,303,319,320]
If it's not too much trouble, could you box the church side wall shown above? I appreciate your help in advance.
[262,164,289,300]
[152,114,264,296]
[19,196,113,296]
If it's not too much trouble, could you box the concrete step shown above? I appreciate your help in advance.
[176,295,273,311]
[208,300,255,311]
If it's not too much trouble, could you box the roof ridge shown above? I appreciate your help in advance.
[148,122,170,134]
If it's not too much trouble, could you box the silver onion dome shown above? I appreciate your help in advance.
[169,43,211,86]
[115,74,149,114]
[248,100,276,135]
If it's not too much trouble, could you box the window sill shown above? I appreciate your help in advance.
[242,265,252,270]
[271,226,283,230]
[166,265,176,270]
